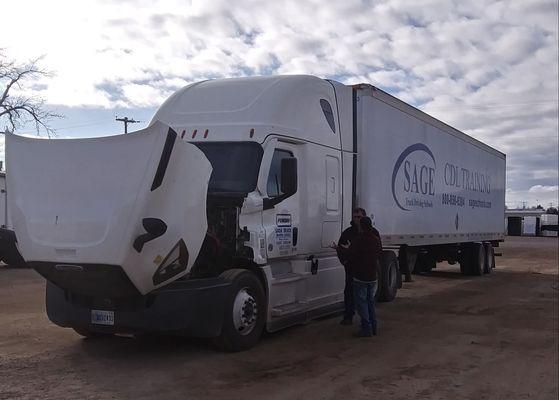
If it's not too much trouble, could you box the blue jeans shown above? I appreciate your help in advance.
[353,279,378,335]
[343,271,355,320]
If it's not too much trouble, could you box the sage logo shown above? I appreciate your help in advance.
[391,143,436,211]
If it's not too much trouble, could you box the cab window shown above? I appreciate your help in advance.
[267,149,293,197]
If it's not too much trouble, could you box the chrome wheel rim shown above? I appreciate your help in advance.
[232,288,258,336]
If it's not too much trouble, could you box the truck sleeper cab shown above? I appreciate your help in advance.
[6,75,505,351]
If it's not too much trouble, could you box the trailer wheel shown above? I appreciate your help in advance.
[378,251,399,302]
[214,269,266,352]
[460,243,485,276]
[483,243,494,274]
[475,243,487,276]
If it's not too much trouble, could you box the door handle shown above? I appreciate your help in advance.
[307,255,319,275]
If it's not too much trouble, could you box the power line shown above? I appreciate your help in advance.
[115,116,141,134]
[55,120,110,130]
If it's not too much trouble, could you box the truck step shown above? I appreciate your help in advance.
[271,272,305,284]
[271,301,308,317]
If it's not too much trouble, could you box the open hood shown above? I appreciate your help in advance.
[6,121,212,295]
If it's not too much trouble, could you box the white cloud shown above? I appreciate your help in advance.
[1,0,558,207]
[529,185,559,193]
[507,186,559,209]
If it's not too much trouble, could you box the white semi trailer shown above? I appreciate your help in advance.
[6,75,505,350]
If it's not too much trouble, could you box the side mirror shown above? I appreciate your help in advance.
[133,218,167,253]
[280,157,297,196]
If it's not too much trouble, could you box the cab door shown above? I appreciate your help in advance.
[303,147,345,308]
[261,139,301,260]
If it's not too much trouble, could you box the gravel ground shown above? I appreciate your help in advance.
[0,236,557,400]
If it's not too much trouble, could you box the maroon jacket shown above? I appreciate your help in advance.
[341,231,382,282]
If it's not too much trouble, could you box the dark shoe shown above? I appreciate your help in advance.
[339,318,353,326]
[353,331,372,338]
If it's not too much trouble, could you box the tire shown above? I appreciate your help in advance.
[483,243,494,274]
[475,243,487,276]
[72,327,113,339]
[460,243,485,276]
[214,269,266,352]
[378,251,399,302]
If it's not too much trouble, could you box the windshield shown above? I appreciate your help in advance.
[193,142,263,193]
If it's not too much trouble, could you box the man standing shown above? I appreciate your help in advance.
[339,216,382,337]
[334,207,367,325]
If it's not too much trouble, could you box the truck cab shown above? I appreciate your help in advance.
[151,75,357,338]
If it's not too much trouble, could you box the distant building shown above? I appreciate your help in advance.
[505,209,558,237]
[540,214,559,237]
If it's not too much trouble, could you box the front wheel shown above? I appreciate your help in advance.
[214,269,266,352]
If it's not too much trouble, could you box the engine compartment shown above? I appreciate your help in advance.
[188,195,254,278]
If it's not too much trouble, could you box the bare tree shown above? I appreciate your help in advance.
[0,52,62,136]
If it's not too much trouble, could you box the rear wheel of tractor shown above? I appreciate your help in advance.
[483,243,494,274]
[378,251,399,302]
[214,269,266,352]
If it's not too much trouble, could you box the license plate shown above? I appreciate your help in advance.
[91,310,114,326]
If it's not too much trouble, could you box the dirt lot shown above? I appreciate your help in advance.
[1,236,557,400]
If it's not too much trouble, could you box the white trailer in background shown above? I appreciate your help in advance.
[541,214,558,237]
[6,75,505,350]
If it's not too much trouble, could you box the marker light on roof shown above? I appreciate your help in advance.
[191,129,198,139]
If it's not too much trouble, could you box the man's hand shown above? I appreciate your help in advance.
[340,241,350,250]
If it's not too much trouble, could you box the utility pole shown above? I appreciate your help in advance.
[115,117,140,134]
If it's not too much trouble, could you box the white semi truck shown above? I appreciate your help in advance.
[6,75,505,350]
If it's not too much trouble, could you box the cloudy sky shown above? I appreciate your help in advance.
[1,0,558,208]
